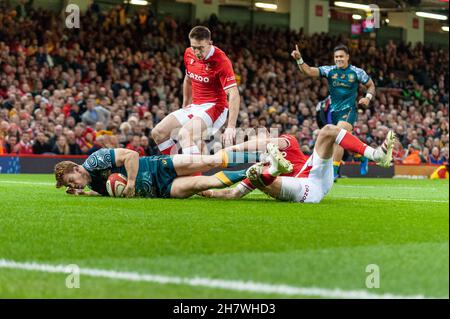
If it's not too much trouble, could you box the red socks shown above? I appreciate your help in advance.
[336,129,368,156]
[260,166,277,186]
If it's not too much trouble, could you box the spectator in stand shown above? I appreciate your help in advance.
[0,139,5,155]
[403,144,422,164]
[5,135,20,154]
[140,135,159,156]
[126,135,145,157]
[18,131,33,154]
[79,128,96,154]
[87,134,111,155]
[392,140,406,164]
[0,121,9,154]
[48,125,64,150]
[33,132,52,154]
[51,135,70,155]
[66,130,82,155]
[419,147,429,164]
[81,97,111,128]
[109,135,121,149]
[428,147,446,165]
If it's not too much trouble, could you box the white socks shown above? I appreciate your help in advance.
[364,146,383,161]
[157,139,175,154]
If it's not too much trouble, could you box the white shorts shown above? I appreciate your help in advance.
[172,103,228,136]
[278,150,334,203]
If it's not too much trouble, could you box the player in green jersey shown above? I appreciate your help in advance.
[54,148,272,198]
[291,44,376,180]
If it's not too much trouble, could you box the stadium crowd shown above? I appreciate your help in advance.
[0,3,448,165]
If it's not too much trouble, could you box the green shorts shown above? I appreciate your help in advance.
[135,155,178,198]
[331,107,357,126]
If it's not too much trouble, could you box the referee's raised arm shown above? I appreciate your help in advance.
[291,44,320,78]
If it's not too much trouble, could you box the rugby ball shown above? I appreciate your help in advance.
[106,173,127,197]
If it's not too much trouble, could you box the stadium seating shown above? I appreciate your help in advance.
[0,3,448,165]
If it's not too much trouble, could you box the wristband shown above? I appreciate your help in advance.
[365,93,373,100]
[297,58,304,65]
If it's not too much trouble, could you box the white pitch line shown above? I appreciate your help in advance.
[0,180,54,186]
[330,196,448,203]
[336,185,441,190]
[0,259,441,299]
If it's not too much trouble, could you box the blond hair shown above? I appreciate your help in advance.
[54,161,78,188]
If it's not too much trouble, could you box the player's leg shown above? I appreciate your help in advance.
[331,107,357,180]
[271,177,326,203]
[202,143,292,200]
[177,116,208,155]
[332,120,352,180]
[148,155,247,199]
[171,151,259,176]
[200,176,256,199]
[151,112,185,155]
[284,123,395,202]
[236,142,328,203]
[170,169,247,198]
[199,175,284,200]
[199,187,244,199]
[254,178,284,199]
[177,104,227,155]
[290,124,339,195]
[246,171,325,203]
[318,124,395,167]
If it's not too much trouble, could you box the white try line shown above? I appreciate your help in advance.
[336,185,442,191]
[330,196,448,203]
[0,180,54,186]
[0,259,443,299]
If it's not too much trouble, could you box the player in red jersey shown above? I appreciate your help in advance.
[201,124,395,203]
[151,26,240,156]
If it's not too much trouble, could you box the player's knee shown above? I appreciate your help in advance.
[151,126,167,144]
[320,124,338,139]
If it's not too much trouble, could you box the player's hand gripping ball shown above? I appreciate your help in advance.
[106,173,127,197]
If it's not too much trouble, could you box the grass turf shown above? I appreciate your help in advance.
[0,174,448,298]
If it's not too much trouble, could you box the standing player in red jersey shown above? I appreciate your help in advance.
[201,124,395,203]
[151,26,240,156]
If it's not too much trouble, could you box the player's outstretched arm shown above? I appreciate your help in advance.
[114,148,139,197]
[291,44,320,77]
[182,75,192,108]
[66,188,100,196]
